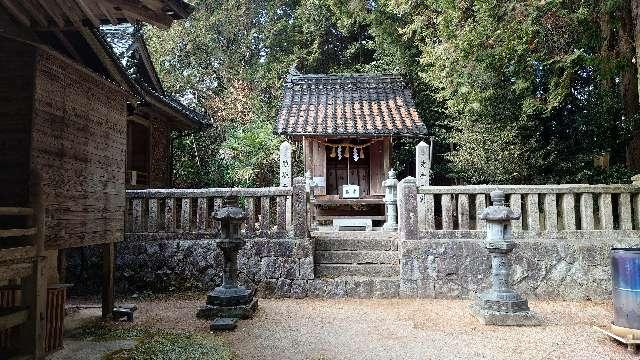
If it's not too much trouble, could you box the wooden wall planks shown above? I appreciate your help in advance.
[13,40,128,249]
[0,38,37,206]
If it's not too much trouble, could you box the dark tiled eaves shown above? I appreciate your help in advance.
[275,73,427,137]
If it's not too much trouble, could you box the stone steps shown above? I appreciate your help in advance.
[307,276,400,298]
[313,232,398,251]
[315,264,399,278]
[314,250,399,264]
[312,232,400,279]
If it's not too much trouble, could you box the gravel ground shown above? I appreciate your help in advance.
[86,296,634,360]
[47,339,136,360]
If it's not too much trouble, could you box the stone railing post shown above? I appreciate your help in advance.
[292,177,308,238]
[398,177,418,240]
[280,141,292,229]
[305,171,318,230]
[416,141,430,230]
[382,169,398,231]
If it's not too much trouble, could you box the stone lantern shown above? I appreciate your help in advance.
[382,169,398,231]
[469,189,540,326]
[196,196,257,330]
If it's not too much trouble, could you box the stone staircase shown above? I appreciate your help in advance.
[311,231,400,297]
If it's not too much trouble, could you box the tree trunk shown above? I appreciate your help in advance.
[624,1,640,170]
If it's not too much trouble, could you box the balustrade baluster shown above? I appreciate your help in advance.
[260,196,271,236]
[527,194,540,232]
[580,193,595,230]
[619,193,633,230]
[457,194,470,230]
[196,198,208,232]
[213,198,223,233]
[148,199,158,232]
[509,194,522,231]
[598,193,613,230]
[561,194,576,230]
[441,194,454,230]
[132,199,143,232]
[475,194,486,230]
[245,197,256,236]
[165,198,176,232]
[181,198,191,231]
[423,194,435,230]
[276,196,287,235]
[635,194,640,230]
[544,194,557,232]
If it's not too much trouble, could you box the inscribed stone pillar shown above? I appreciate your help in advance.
[292,177,307,239]
[280,142,292,229]
[398,177,418,241]
[416,142,430,230]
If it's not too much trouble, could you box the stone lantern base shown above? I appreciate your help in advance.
[196,286,258,321]
[469,303,541,326]
[469,288,541,326]
[196,298,258,321]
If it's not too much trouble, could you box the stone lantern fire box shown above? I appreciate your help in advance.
[196,197,257,330]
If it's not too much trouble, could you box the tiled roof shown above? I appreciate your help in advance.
[275,73,427,136]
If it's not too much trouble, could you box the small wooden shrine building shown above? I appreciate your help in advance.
[0,1,199,358]
[275,73,427,225]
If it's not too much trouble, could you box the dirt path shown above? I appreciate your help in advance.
[110,297,631,360]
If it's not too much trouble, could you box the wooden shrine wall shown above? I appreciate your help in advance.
[303,137,327,195]
[31,46,128,249]
[0,38,37,206]
[368,138,391,195]
[303,137,391,196]
[150,117,170,188]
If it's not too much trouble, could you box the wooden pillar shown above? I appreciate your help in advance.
[102,242,115,319]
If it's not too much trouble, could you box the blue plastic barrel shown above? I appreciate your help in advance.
[612,248,640,329]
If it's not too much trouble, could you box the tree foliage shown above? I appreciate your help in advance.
[146,0,638,187]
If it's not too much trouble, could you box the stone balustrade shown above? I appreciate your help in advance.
[413,184,640,235]
[125,185,304,240]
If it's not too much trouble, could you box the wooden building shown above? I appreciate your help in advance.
[0,1,200,358]
[98,24,206,188]
[275,73,427,225]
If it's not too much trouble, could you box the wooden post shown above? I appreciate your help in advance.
[102,242,115,319]
[23,170,46,358]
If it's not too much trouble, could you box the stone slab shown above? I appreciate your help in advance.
[314,250,399,264]
[314,233,398,251]
[197,298,258,320]
[210,317,239,331]
[469,303,541,326]
[332,218,372,231]
[315,264,399,278]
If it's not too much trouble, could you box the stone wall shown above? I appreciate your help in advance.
[118,238,313,295]
[65,238,313,296]
[67,233,628,300]
[400,234,640,301]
